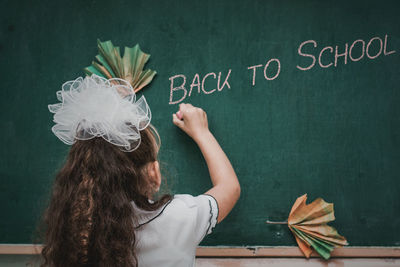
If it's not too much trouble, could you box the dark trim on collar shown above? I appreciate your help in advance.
[135,197,174,229]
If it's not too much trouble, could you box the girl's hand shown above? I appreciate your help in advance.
[172,103,210,142]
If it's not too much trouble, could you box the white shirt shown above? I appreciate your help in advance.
[132,194,219,267]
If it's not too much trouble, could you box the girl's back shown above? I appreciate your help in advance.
[43,76,240,266]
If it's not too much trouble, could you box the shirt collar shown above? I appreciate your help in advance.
[131,198,173,228]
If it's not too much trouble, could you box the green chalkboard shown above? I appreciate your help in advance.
[0,0,399,247]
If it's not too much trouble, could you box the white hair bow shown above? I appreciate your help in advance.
[48,74,151,152]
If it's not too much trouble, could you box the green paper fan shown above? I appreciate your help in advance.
[84,39,157,93]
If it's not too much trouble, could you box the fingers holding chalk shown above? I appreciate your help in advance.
[172,103,185,128]
[172,103,210,141]
[177,102,189,120]
[176,110,183,120]
[172,113,184,128]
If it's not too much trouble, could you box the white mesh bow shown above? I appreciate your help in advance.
[48,74,151,152]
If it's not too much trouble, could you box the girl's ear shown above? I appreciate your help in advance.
[153,161,161,190]
[147,161,161,192]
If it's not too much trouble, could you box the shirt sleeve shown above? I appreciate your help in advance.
[173,194,219,245]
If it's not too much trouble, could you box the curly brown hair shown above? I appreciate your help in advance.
[41,125,172,267]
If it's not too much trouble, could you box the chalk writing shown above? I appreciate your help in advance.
[168,34,396,105]
[297,34,395,71]
[169,70,231,105]
[248,58,281,87]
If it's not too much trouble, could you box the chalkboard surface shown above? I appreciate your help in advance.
[0,0,399,247]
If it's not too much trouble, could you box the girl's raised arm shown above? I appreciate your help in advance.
[172,103,240,223]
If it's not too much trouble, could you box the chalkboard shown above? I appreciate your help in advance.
[0,0,399,247]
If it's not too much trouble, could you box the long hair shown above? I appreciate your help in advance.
[41,125,171,267]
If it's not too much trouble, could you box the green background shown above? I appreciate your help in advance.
[0,0,399,248]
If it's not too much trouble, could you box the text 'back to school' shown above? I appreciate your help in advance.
[168,33,396,105]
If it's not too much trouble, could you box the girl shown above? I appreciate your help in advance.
[42,75,240,267]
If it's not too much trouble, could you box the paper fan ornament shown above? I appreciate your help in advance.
[84,39,156,93]
[266,194,348,259]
